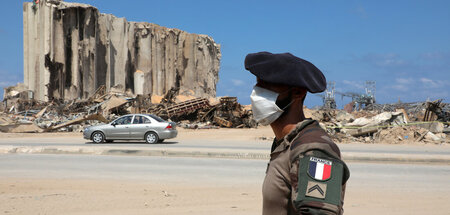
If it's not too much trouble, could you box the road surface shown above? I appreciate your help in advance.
[1,154,449,215]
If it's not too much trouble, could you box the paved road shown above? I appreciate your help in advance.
[1,154,449,214]
[0,154,264,185]
[1,153,449,185]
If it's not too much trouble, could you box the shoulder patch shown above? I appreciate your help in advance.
[293,153,345,211]
[308,157,332,181]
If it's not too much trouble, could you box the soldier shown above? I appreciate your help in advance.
[245,52,350,215]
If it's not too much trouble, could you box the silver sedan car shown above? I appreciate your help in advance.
[83,114,177,144]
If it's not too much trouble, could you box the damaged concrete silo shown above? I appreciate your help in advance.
[23,0,221,101]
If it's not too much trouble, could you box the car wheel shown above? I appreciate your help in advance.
[145,132,159,144]
[92,131,105,143]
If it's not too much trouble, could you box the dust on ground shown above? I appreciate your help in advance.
[1,176,448,215]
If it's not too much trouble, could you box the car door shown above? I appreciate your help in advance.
[147,114,167,134]
[129,115,152,139]
[108,115,133,139]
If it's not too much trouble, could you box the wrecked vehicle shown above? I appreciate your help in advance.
[83,114,177,144]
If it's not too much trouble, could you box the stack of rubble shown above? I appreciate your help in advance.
[1,84,125,133]
[307,101,449,144]
[365,99,449,122]
[1,85,257,133]
[2,80,447,143]
[143,90,256,129]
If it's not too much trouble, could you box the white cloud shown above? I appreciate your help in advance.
[231,79,245,86]
[389,78,414,92]
[395,78,414,85]
[341,80,364,89]
[360,53,407,68]
[420,77,434,84]
[419,52,450,62]
[379,76,449,102]
[388,77,448,93]
[419,77,447,88]
[391,85,409,92]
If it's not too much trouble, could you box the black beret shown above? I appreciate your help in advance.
[244,52,326,93]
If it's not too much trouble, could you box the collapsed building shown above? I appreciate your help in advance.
[23,0,221,101]
[1,0,258,132]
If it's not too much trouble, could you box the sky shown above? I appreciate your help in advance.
[0,0,449,108]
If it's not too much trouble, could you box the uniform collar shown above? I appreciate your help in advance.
[284,119,317,143]
[270,119,317,154]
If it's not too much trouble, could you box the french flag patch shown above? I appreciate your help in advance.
[308,157,332,181]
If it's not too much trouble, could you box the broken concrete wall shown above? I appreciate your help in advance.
[23,0,221,101]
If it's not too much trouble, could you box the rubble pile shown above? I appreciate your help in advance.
[1,85,256,133]
[143,90,256,129]
[1,77,448,145]
[365,99,449,122]
[308,100,449,144]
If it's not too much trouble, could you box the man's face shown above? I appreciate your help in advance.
[255,78,307,105]
[255,79,290,94]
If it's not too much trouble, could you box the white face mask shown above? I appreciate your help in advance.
[250,86,285,126]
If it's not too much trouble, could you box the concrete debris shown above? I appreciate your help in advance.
[307,103,449,144]
[1,84,256,133]
[0,122,43,133]
[213,97,256,128]
[1,89,448,143]
[444,127,450,134]
[1,78,447,140]
[101,96,129,114]
[365,100,449,122]
[335,111,354,123]
[3,83,31,100]
[424,131,443,142]
[45,113,108,131]
[179,123,219,130]
[35,106,48,118]
[0,116,14,126]
[346,111,407,128]
[144,96,256,128]
[415,121,444,134]
[345,126,379,137]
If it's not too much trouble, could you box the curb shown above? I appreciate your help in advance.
[342,152,450,164]
[1,146,449,164]
[0,146,271,160]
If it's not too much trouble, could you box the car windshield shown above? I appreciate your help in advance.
[147,114,165,122]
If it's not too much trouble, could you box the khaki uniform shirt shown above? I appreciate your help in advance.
[262,120,349,215]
